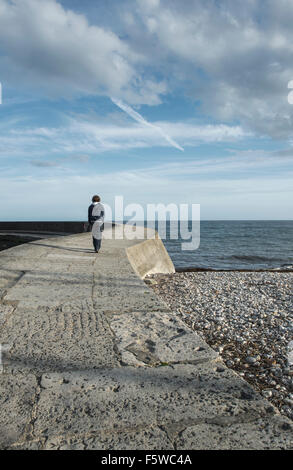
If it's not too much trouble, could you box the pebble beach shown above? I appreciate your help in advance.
[147,271,293,420]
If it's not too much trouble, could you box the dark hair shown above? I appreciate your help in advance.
[92,195,100,203]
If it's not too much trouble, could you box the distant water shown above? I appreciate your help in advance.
[153,220,293,270]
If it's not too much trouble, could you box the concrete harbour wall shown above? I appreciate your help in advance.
[0,227,292,450]
[0,221,90,234]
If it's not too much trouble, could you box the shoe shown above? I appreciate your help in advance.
[95,250,99,253]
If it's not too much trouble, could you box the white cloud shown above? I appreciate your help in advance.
[124,0,293,137]
[0,0,164,104]
[111,97,184,151]
[1,0,293,139]
[0,162,292,220]
[0,116,247,158]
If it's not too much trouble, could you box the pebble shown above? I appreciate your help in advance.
[148,271,293,421]
[246,356,258,364]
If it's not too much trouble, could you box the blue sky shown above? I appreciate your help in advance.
[0,0,293,220]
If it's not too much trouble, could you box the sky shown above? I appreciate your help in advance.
[0,0,293,220]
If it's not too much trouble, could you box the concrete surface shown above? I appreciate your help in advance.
[0,226,292,450]
[127,237,175,278]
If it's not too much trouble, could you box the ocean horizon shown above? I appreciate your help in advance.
[152,220,293,271]
[0,219,292,271]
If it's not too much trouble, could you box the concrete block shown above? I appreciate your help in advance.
[175,415,293,450]
[109,310,218,366]
[0,301,120,373]
[32,364,279,442]
[0,372,38,449]
[127,238,175,279]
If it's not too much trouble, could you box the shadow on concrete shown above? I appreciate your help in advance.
[3,357,256,401]
[0,269,148,292]
[29,242,94,254]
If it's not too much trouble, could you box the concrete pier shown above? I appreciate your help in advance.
[0,225,292,450]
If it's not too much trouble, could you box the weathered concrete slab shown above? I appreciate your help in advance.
[92,283,167,312]
[0,372,38,450]
[29,363,272,436]
[43,426,172,450]
[127,238,175,278]
[47,254,94,260]
[0,255,45,272]
[17,363,291,449]
[4,271,93,309]
[0,301,120,373]
[0,304,15,327]
[176,416,293,450]
[110,310,218,366]
[11,426,172,450]
[93,267,169,312]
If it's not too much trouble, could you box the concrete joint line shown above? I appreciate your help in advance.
[157,425,177,450]
[92,267,123,367]
[24,375,43,441]
[0,303,18,332]
[0,290,7,302]
[103,313,124,367]
[29,422,176,447]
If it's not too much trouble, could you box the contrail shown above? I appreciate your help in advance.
[111,97,184,152]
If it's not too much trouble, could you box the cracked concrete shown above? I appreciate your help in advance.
[0,225,292,450]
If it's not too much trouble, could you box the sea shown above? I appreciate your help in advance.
[149,220,293,271]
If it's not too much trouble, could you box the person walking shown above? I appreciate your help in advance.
[88,195,105,253]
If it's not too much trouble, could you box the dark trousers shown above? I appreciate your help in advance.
[93,237,101,251]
